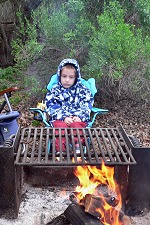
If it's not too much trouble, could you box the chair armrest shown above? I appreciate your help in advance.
[91,107,109,113]
[29,108,50,127]
[0,87,19,96]
[87,107,109,127]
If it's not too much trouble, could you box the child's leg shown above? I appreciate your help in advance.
[52,120,68,151]
[70,121,87,144]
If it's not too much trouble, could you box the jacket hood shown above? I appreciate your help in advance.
[57,58,81,86]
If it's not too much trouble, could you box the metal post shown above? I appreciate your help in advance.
[0,129,22,219]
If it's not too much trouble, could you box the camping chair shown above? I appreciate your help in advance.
[30,74,109,127]
[0,87,20,147]
[30,75,109,153]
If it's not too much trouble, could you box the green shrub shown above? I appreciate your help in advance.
[135,0,150,36]
[32,120,41,126]
[0,67,20,90]
[35,0,92,58]
[84,1,149,77]
[85,1,141,78]
[11,10,43,69]
[82,1,150,102]
[9,93,22,106]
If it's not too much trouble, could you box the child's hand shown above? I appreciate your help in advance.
[73,116,81,122]
[64,116,74,125]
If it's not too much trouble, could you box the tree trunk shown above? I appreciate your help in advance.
[0,0,16,67]
[0,0,42,67]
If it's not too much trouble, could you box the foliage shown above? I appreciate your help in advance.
[34,0,92,58]
[136,0,150,35]
[2,0,149,104]
[81,0,105,23]
[124,0,150,36]
[85,1,139,77]
[0,66,19,90]
[3,10,44,102]
[9,93,22,106]
[11,10,43,69]
[31,120,41,127]
[0,66,16,82]
[83,1,150,102]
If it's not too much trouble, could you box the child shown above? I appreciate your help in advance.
[45,58,94,151]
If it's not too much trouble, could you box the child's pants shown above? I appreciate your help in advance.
[52,120,87,151]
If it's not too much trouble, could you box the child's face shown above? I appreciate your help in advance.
[60,67,76,88]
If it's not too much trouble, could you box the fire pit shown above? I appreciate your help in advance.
[0,125,149,223]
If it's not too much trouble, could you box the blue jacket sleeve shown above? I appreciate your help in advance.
[71,89,94,122]
[45,87,71,121]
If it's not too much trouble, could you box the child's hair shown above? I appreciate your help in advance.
[61,63,77,76]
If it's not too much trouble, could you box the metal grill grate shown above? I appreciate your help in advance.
[15,126,136,166]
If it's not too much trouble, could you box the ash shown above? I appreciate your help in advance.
[0,183,72,225]
[0,183,150,225]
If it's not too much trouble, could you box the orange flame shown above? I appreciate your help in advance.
[74,161,122,225]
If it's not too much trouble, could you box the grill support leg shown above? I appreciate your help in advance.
[125,147,150,216]
[0,146,22,219]
[115,165,128,211]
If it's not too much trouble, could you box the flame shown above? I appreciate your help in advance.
[74,161,122,225]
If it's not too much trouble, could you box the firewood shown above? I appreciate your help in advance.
[46,213,70,225]
[64,203,103,225]
[84,193,119,218]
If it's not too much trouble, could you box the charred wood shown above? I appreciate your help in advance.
[64,203,103,225]
[84,193,119,218]
[46,213,70,225]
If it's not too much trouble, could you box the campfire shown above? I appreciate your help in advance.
[65,161,123,225]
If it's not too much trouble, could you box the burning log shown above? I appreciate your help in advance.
[46,213,70,225]
[64,203,132,225]
[69,185,119,218]
[84,193,119,218]
[64,203,103,225]
[69,188,123,224]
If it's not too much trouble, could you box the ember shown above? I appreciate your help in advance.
[74,161,122,225]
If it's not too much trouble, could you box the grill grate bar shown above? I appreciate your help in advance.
[44,128,49,163]
[94,128,108,163]
[65,128,71,163]
[22,128,31,163]
[100,128,115,162]
[118,127,137,163]
[15,127,137,166]
[88,128,100,163]
[37,128,43,163]
[76,129,85,162]
[30,128,37,163]
[111,128,129,162]
[52,128,56,162]
[82,129,92,162]
[105,128,123,163]
[15,128,26,163]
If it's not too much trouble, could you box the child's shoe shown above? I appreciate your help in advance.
[75,143,80,154]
